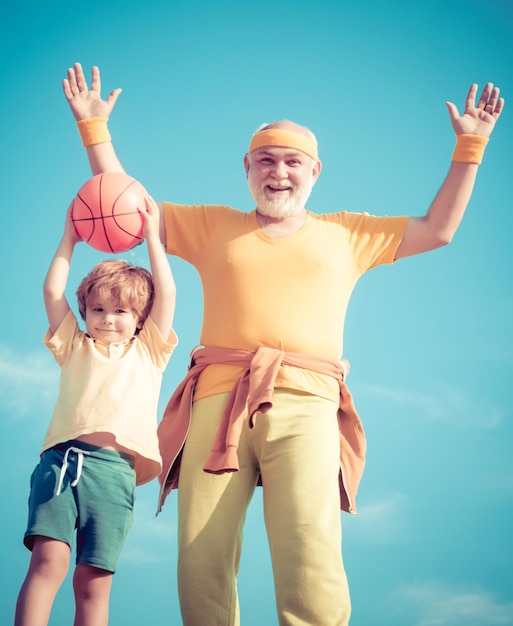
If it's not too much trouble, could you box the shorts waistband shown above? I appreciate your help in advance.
[52,440,134,465]
[52,440,134,497]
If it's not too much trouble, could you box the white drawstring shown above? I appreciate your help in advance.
[55,446,91,496]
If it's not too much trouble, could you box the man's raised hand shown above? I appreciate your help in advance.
[446,82,504,138]
[62,62,122,122]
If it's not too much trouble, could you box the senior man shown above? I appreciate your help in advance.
[63,63,503,626]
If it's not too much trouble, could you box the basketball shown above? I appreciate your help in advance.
[71,173,148,253]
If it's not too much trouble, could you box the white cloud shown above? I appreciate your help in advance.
[120,492,178,565]
[0,344,58,418]
[393,580,513,626]
[345,492,412,544]
[360,382,506,429]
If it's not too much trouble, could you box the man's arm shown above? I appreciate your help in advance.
[395,82,504,260]
[43,206,82,334]
[63,63,125,174]
[141,197,176,340]
[63,63,169,244]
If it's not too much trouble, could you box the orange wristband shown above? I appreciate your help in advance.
[452,134,489,165]
[76,117,111,147]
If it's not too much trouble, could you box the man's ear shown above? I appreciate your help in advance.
[312,159,322,183]
[243,153,250,177]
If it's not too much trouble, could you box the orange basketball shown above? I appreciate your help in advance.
[71,173,147,253]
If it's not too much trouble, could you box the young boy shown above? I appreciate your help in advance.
[14,196,177,626]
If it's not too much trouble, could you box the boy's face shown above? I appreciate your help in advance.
[85,297,140,344]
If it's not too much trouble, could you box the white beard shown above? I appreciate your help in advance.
[249,179,312,219]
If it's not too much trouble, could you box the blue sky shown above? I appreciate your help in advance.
[2,0,512,624]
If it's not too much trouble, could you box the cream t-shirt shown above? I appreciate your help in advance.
[42,311,177,485]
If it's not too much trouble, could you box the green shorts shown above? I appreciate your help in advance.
[24,440,136,573]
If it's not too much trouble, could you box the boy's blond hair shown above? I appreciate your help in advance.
[76,259,154,326]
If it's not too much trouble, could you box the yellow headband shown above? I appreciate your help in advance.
[248,128,319,160]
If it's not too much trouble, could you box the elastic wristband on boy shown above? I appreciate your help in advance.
[452,134,489,165]
[76,117,111,147]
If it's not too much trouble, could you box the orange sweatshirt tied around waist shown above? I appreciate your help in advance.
[157,346,366,515]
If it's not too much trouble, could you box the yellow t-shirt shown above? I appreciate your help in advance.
[164,204,408,402]
[42,311,177,485]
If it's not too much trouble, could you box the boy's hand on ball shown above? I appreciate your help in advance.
[64,203,83,246]
[140,196,161,243]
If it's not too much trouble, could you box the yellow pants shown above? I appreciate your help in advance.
[177,389,351,626]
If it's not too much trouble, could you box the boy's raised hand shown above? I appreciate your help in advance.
[63,62,122,122]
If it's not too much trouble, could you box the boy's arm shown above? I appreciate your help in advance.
[43,206,82,334]
[395,82,504,259]
[141,197,176,340]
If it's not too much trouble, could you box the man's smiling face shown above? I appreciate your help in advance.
[245,145,321,219]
